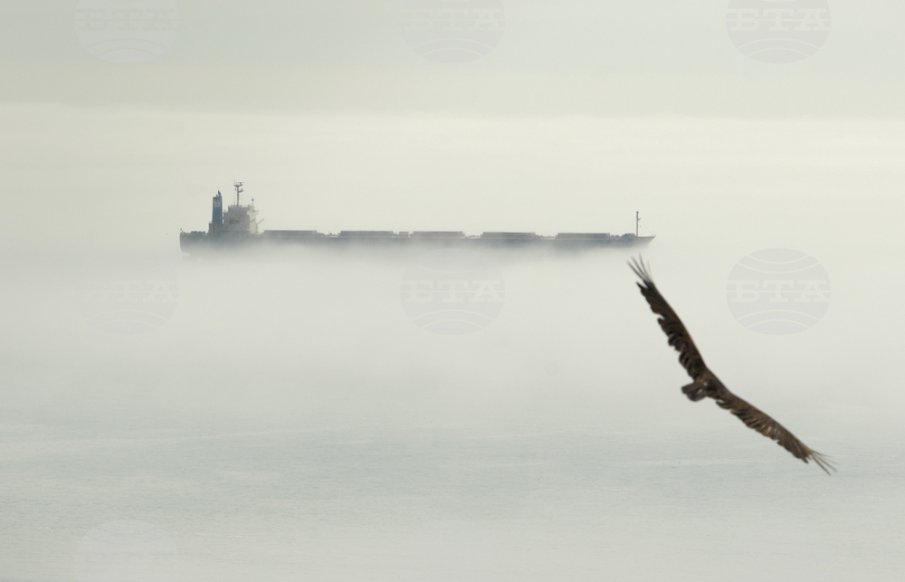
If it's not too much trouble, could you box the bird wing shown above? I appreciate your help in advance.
[709,381,835,474]
[628,257,707,379]
[629,256,834,474]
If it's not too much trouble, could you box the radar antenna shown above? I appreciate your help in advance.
[234,181,244,206]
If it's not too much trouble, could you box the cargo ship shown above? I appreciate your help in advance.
[179,182,655,253]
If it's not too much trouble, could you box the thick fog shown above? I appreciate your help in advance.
[4,2,905,581]
[3,109,903,581]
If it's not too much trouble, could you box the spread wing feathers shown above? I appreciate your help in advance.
[710,383,835,475]
[629,256,835,475]
[628,257,707,379]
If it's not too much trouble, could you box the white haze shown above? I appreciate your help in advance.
[2,107,905,581]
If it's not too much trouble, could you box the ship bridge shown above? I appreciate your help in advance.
[209,182,259,236]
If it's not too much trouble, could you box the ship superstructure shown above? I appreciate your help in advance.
[210,182,259,236]
[180,182,654,253]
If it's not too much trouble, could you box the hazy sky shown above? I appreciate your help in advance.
[3,0,905,116]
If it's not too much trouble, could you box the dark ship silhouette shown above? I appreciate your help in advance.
[180,182,654,254]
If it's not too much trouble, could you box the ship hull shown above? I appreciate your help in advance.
[180,231,655,254]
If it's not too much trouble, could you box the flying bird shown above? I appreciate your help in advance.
[629,257,834,474]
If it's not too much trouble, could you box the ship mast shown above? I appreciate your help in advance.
[234,181,244,206]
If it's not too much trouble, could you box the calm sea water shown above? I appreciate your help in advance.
[1,421,902,582]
